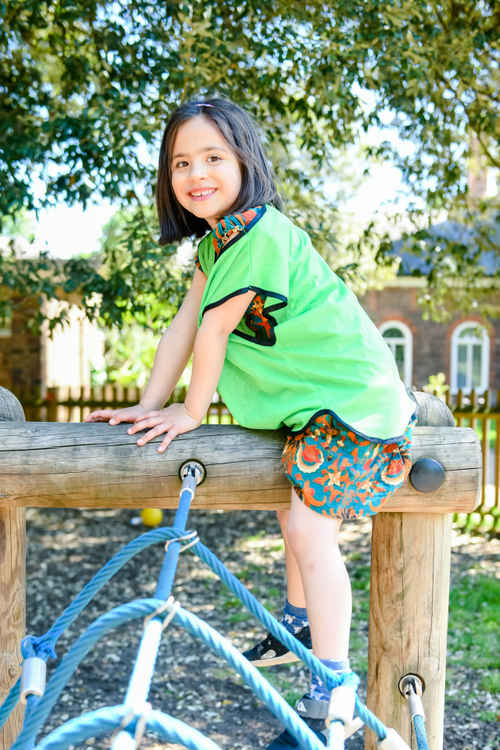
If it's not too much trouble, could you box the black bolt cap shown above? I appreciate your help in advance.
[409,457,445,493]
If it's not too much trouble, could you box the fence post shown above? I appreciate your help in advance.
[0,387,26,750]
[365,393,456,750]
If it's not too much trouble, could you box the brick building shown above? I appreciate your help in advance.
[360,218,499,393]
[1,219,497,396]
[360,279,499,393]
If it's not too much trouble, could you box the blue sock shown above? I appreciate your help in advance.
[281,600,308,635]
[310,658,350,702]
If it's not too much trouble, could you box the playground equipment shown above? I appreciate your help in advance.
[0,387,481,749]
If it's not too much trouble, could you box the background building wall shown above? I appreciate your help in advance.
[360,282,500,391]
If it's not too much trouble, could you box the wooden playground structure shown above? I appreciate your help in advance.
[0,387,481,749]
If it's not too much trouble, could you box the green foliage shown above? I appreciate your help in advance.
[423,372,449,398]
[1,0,499,324]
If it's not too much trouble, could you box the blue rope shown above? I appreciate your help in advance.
[113,473,197,749]
[0,527,191,731]
[35,705,223,750]
[3,525,388,745]
[155,477,196,599]
[414,715,429,750]
[187,536,386,741]
[0,677,20,731]
[13,598,327,750]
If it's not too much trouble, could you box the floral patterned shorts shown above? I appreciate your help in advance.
[281,411,416,520]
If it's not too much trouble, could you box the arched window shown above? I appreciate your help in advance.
[450,322,490,393]
[379,321,413,387]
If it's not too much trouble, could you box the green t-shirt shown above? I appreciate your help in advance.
[196,204,416,441]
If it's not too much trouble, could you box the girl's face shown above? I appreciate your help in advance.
[170,115,242,229]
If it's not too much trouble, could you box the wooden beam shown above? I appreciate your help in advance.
[0,422,480,512]
[0,388,26,750]
[365,394,464,750]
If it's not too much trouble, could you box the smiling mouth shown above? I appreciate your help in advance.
[189,188,217,201]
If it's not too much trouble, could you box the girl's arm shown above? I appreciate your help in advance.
[139,267,207,410]
[85,268,207,423]
[127,289,256,451]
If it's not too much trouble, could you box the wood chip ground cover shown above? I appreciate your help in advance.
[22,508,499,749]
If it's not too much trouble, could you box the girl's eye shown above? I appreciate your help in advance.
[207,154,221,163]
[174,160,188,169]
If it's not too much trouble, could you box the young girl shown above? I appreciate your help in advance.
[86,98,416,749]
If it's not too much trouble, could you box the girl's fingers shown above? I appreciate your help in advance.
[128,416,164,435]
[85,411,113,422]
[158,428,178,453]
[134,410,159,422]
[136,422,173,446]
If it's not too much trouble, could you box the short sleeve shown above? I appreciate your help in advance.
[195,233,213,276]
[198,208,289,346]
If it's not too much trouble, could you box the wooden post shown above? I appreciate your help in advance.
[366,393,466,750]
[0,396,480,750]
[0,387,26,749]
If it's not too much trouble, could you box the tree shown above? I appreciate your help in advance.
[1,0,498,326]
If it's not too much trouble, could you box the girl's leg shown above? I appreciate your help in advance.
[241,507,310,666]
[276,508,306,609]
[285,489,351,660]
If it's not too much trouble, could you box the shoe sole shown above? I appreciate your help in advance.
[250,649,311,667]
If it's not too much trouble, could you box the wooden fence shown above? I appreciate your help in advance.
[436,388,499,534]
[13,384,235,425]
[10,385,500,534]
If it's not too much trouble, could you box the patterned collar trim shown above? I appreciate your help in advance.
[211,205,266,259]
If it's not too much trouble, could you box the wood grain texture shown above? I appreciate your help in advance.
[0,390,25,750]
[0,423,481,512]
[366,513,451,750]
[365,392,457,750]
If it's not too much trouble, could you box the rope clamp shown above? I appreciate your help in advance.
[143,596,181,631]
[398,673,426,720]
[110,702,152,747]
[20,656,46,704]
[133,701,152,747]
[164,529,199,554]
[326,684,356,727]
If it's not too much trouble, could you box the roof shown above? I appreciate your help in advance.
[392,219,499,276]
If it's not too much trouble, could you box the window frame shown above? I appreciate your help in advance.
[379,320,413,387]
[450,321,490,394]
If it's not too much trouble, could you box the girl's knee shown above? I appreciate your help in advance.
[286,495,343,560]
[286,511,319,557]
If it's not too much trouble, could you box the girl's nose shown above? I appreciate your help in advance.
[189,160,208,178]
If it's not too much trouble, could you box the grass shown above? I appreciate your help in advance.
[249,557,499,717]
[447,572,499,680]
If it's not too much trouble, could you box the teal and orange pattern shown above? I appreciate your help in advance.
[194,205,265,272]
[211,206,265,258]
[244,293,275,344]
[281,411,416,520]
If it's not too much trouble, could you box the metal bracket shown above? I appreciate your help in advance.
[178,459,206,486]
[398,673,426,719]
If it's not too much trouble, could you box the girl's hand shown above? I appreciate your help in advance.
[84,404,149,425]
[127,403,202,453]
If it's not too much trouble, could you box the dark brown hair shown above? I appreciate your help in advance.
[156,98,283,244]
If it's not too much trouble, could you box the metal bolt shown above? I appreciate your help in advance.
[178,459,206,486]
[398,673,426,720]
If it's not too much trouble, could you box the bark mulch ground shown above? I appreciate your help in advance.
[23,507,499,749]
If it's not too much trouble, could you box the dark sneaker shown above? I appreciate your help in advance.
[242,625,312,667]
[266,695,328,748]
